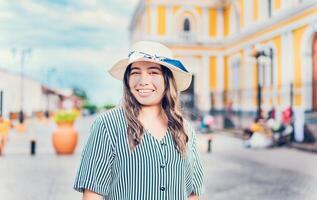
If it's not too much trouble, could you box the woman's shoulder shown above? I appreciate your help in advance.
[90,106,125,143]
[93,106,127,137]
[97,106,125,124]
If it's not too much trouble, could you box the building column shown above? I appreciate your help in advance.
[151,5,158,37]
[216,55,224,109]
[166,5,173,39]
[202,7,209,40]
[217,8,224,40]
[281,31,294,108]
[199,56,211,112]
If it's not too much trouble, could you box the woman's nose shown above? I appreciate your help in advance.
[138,72,151,85]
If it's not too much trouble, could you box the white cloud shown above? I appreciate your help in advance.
[0,0,139,105]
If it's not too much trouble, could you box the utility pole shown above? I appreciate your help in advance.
[14,48,32,124]
[253,48,273,119]
[254,50,265,119]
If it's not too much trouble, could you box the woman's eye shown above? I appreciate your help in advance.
[130,71,140,75]
[149,71,160,75]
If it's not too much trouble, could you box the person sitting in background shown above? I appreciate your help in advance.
[267,107,276,120]
[282,106,293,125]
[244,118,273,148]
[243,117,262,140]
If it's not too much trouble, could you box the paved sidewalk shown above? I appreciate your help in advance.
[1,116,317,200]
[0,117,91,200]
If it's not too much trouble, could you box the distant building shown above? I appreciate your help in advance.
[130,0,317,118]
[0,68,77,119]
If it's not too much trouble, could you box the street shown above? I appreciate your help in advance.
[201,134,317,200]
[0,116,317,200]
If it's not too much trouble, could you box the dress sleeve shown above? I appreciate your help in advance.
[186,120,205,196]
[73,114,115,196]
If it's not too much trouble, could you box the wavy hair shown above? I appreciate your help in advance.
[123,64,188,156]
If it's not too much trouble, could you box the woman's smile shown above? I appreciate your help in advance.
[136,89,155,97]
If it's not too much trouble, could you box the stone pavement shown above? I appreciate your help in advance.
[0,117,89,200]
[1,116,317,200]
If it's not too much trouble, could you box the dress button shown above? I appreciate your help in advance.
[160,186,165,191]
[161,141,166,146]
[160,164,165,168]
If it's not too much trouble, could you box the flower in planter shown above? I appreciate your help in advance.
[52,110,79,154]
[54,110,78,125]
[0,117,11,134]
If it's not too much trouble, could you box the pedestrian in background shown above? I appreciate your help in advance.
[73,41,204,200]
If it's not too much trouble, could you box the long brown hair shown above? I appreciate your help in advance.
[123,64,188,156]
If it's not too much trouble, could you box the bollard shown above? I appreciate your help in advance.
[207,137,212,153]
[30,140,36,155]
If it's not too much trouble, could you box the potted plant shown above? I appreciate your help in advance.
[52,110,78,154]
[0,117,11,155]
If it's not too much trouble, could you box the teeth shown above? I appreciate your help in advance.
[138,89,153,93]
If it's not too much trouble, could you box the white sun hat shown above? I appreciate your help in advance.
[108,41,192,91]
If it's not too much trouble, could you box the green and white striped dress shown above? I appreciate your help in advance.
[74,106,204,200]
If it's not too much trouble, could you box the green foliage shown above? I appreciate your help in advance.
[82,101,98,114]
[54,110,77,124]
[72,86,88,100]
[103,104,116,110]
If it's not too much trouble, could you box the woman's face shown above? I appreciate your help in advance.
[129,61,165,107]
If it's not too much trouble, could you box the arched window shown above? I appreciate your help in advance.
[183,18,190,32]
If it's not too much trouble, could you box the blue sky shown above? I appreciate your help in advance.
[0,0,139,105]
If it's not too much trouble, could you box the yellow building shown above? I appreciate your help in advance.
[130,0,317,118]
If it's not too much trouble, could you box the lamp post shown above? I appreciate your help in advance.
[253,48,273,119]
[18,48,32,124]
[254,50,265,119]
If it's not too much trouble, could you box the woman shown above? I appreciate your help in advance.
[74,41,204,200]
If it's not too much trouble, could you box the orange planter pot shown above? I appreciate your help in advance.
[52,123,78,154]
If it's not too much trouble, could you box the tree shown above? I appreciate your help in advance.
[72,86,88,101]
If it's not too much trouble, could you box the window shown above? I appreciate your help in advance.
[183,18,190,32]
[179,15,195,41]
[175,10,198,41]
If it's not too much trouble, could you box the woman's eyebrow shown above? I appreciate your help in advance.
[148,66,162,70]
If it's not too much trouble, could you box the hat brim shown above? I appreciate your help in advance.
[108,58,192,92]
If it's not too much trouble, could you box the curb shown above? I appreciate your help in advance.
[217,128,317,153]
[290,143,317,153]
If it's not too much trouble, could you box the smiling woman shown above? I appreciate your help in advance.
[127,62,165,106]
[73,41,204,200]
